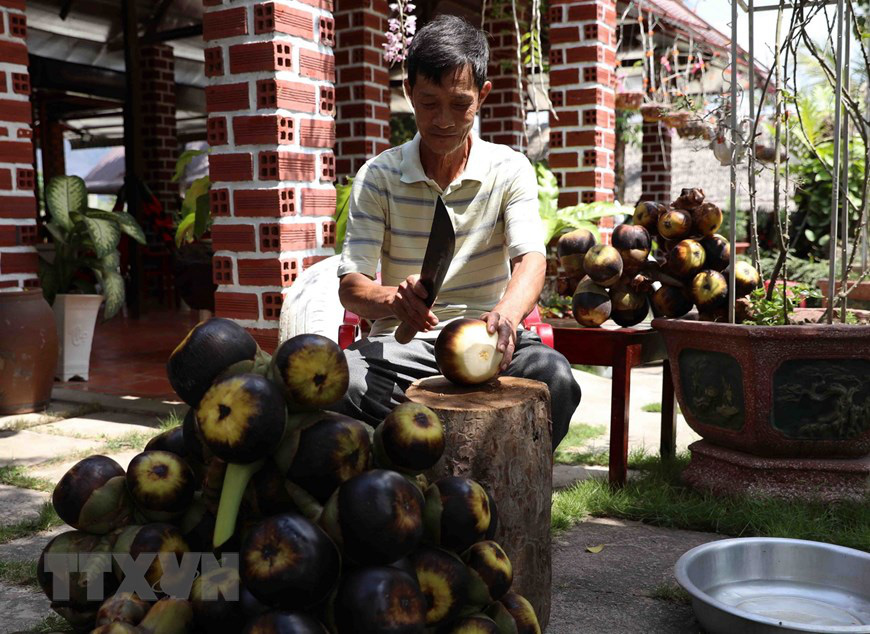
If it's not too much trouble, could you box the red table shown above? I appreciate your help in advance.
[548,319,677,487]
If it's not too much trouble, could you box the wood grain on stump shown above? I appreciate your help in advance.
[406,375,553,629]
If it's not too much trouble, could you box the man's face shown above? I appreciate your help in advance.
[407,65,492,156]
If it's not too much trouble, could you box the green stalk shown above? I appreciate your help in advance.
[213,459,264,549]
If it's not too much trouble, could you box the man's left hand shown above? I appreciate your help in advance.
[481,311,517,372]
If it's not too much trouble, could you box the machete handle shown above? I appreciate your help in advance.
[394,321,418,344]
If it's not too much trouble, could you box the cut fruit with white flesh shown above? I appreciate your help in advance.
[435,319,504,386]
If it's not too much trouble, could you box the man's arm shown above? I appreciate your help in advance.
[339,273,439,334]
[481,251,547,371]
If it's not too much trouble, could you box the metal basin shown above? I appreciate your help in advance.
[675,538,870,633]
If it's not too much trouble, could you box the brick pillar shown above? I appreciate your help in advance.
[40,121,65,184]
[333,0,390,182]
[480,6,527,150]
[140,44,179,217]
[548,0,617,207]
[204,0,337,352]
[640,119,672,205]
[0,0,38,289]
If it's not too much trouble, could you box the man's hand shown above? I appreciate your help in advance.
[389,274,439,333]
[481,311,517,372]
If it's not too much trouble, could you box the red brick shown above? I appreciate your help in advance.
[233,115,294,146]
[298,49,335,82]
[8,13,25,38]
[564,170,615,189]
[279,222,317,250]
[209,153,254,182]
[262,292,284,320]
[238,257,285,286]
[213,256,234,284]
[207,117,228,145]
[234,188,296,217]
[204,47,224,77]
[565,46,617,66]
[319,15,335,45]
[549,68,579,87]
[256,80,318,113]
[549,152,578,169]
[319,86,335,115]
[301,187,336,216]
[322,220,336,247]
[254,2,316,38]
[11,73,28,95]
[0,100,30,124]
[549,26,579,45]
[259,223,280,251]
[211,189,231,217]
[203,7,247,41]
[0,250,37,274]
[229,41,293,74]
[0,194,34,218]
[215,291,259,320]
[566,87,615,109]
[258,151,316,181]
[246,327,279,354]
[0,0,25,10]
[206,83,249,113]
[212,224,257,251]
[567,2,617,24]
[296,0,333,11]
[297,119,334,148]
[0,40,27,65]
[302,255,330,268]
[0,225,14,245]
[0,168,11,189]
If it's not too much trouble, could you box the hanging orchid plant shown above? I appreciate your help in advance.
[384,1,416,64]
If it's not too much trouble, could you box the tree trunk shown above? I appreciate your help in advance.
[406,376,553,629]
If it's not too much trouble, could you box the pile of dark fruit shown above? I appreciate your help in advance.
[558,187,760,327]
[39,318,541,633]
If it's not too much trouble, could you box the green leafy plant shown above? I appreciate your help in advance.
[172,149,211,247]
[333,176,354,254]
[38,175,146,319]
[535,161,631,243]
[742,284,822,326]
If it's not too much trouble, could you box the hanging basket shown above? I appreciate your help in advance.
[676,118,713,140]
[615,91,644,111]
[661,110,693,129]
[640,102,671,122]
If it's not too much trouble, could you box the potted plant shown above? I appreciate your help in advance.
[38,175,146,381]
[172,148,216,312]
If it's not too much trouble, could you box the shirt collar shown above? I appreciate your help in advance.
[399,132,490,186]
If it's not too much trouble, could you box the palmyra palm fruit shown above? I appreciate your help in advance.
[328,566,426,634]
[269,334,350,411]
[611,224,652,270]
[111,523,190,592]
[666,239,706,279]
[126,450,196,522]
[286,412,372,503]
[572,279,611,327]
[240,513,340,611]
[190,565,246,633]
[651,285,694,319]
[734,260,762,298]
[691,270,729,312]
[449,615,502,633]
[486,592,542,634]
[608,284,650,328]
[409,546,471,627]
[167,317,258,407]
[137,597,194,634]
[434,319,503,386]
[321,469,424,565]
[374,402,445,474]
[556,228,597,276]
[423,476,492,554]
[657,208,693,241]
[633,201,663,234]
[242,611,329,634]
[95,592,150,627]
[52,455,132,534]
[700,234,730,272]
[691,202,723,237]
[584,244,624,287]
[463,540,513,607]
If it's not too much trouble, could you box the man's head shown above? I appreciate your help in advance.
[405,15,492,157]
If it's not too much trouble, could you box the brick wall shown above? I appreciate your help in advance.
[333,0,390,181]
[204,0,337,352]
[640,119,671,205]
[0,0,37,289]
[548,0,617,207]
[480,9,527,150]
[140,44,179,219]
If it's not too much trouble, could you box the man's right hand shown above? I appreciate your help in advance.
[389,274,439,333]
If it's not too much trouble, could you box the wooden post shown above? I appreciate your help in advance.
[405,376,553,629]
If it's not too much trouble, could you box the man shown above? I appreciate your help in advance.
[333,14,581,449]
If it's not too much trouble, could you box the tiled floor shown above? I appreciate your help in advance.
[57,309,200,402]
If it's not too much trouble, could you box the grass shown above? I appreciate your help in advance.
[0,560,38,587]
[158,411,184,431]
[551,452,870,552]
[0,466,54,493]
[0,502,62,544]
[641,402,662,413]
[554,423,607,466]
[648,582,692,605]
[26,614,74,633]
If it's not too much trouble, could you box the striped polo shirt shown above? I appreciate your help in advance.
[337,132,545,338]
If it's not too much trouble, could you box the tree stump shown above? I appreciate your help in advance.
[405,375,553,629]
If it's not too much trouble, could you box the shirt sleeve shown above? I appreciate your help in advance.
[502,156,546,260]
[337,161,388,279]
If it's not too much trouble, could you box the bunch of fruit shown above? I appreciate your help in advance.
[39,317,541,633]
[557,187,761,327]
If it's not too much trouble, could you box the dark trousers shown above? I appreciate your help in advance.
[331,330,581,450]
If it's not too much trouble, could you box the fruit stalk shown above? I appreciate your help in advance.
[213,459,264,549]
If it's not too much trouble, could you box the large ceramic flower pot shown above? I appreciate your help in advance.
[53,294,103,382]
[0,290,58,414]
[652,314,870,459]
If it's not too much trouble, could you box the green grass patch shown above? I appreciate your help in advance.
[0,559,38,587]
[641,402,662,413]
[0,466,54,493]
[26,613,75,633]
[554,423,607,466]
[102,431,156,453]
[158,411,184,431]
[0,502,63,544]
[648,582,691,605]
[551,452,870,551]
[571,364,606,376]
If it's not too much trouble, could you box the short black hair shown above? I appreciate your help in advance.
[406,15,490,91]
